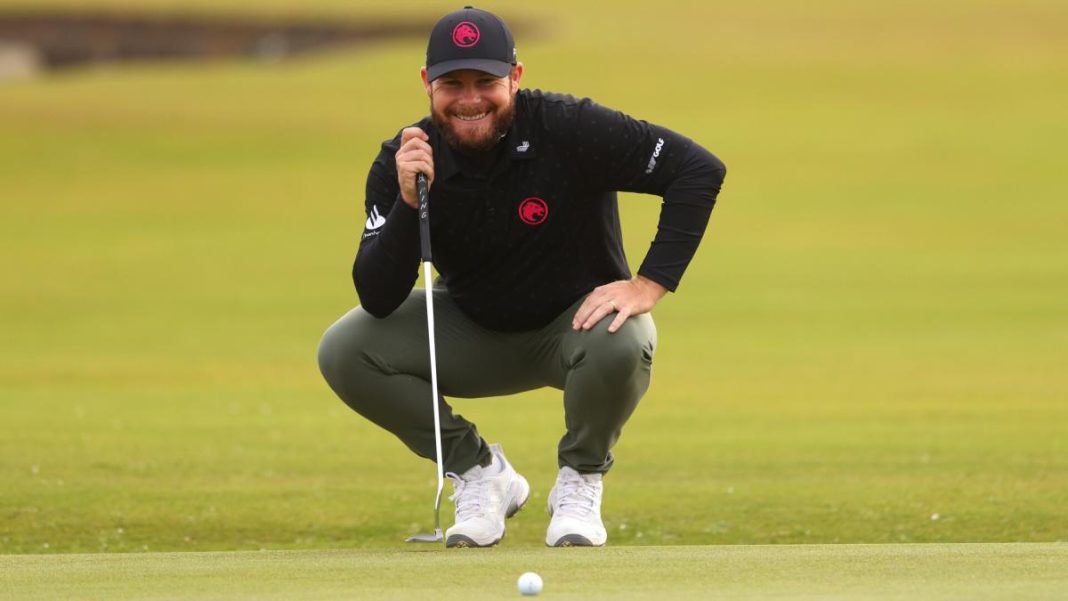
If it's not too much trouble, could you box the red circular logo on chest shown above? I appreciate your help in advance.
[452,22,480,48]
[518,197,549,225]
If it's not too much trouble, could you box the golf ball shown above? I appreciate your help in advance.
[517,571,543,596]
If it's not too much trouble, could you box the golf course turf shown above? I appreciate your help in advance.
[3,544,1066,600]
[1,0,1066,598]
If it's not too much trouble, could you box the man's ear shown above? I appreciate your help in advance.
[510,63,524,94]
[421,67,432,96]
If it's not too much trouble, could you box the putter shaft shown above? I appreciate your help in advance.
[406,173,445,545]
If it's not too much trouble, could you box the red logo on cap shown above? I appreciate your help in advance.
[519,197,548,225]
[452,21,480,48]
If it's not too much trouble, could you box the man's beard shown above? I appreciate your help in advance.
[431,95,516,155]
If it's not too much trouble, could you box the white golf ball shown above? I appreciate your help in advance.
[517,571,543,596]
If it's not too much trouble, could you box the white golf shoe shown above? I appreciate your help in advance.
[444,443,530,548]
[545,466,607,547]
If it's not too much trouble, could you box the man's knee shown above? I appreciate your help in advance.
[573,315,657,377]
[317,309,370,388]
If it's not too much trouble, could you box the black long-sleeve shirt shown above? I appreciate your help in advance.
[353,89,726,332]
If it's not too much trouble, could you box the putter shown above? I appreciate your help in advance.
[405,172,446,545]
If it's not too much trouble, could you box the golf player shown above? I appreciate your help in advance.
[318,6,726,547]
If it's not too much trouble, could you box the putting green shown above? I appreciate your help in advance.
[3,543,1066,600]
[1,0,1066,555]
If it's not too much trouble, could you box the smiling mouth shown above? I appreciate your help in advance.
[453,111,490,122]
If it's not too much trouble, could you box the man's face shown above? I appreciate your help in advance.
[422,66,523,154]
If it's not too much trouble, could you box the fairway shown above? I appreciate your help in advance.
[1,0,1066,587]
[4,543,1066,600]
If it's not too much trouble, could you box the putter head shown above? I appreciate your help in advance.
[405,528,444,544]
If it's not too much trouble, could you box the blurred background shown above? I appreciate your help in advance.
[1,0,1065,552]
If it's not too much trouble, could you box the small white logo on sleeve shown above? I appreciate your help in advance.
[645,137,665,174]
[365,205,386,230]
[516,140,530,152]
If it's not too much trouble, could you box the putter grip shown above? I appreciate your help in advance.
[417,173,431,262]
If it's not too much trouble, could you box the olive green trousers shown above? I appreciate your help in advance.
[317,287,656,475]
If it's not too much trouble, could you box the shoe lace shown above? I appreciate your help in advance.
[556,472,601,518]
[446,471,494,522]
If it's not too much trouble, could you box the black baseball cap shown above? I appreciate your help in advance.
[426,6,517,81]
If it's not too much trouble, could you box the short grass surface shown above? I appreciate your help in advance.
[4,543,1067,601]
[1,0,1067,557]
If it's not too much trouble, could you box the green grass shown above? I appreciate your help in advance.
[3,544,1067,600]
[1,0,1067,558]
